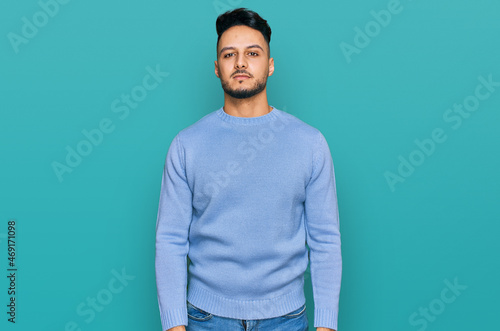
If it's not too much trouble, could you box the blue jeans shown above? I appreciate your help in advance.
[186,301,309,331]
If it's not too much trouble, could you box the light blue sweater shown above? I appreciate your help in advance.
[155,106,342,330]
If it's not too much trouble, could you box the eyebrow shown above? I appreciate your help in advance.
[219,44,265,57]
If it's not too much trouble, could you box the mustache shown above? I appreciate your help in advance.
[232,70,252,77]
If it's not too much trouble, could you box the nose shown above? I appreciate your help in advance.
[235,53,247,69]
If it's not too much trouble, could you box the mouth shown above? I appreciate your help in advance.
[233,74,251,80]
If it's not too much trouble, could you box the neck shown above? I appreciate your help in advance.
[222,90,272,118]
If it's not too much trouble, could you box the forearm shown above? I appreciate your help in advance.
[166,326,186,331]
[155,234,189,328]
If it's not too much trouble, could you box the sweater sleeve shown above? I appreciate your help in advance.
[155,133,192,330]
[305,131,342,330]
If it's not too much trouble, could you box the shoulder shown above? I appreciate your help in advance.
[273,108,325,144]
[173,109,220,145]
[171,107,327,147]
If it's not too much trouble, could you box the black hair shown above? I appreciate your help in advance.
[216,8,272,58]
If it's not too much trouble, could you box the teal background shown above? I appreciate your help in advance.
[1,0,499,330]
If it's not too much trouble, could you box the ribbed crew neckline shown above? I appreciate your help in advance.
[216,106,279,125]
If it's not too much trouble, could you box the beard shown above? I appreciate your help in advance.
[220,73,268,99]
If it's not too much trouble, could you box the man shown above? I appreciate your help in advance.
[155,8,342,331]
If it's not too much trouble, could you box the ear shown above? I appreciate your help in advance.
[268,57,275,77]
[214,60,220,78]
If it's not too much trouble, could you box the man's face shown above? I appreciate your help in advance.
[215,25,274,99]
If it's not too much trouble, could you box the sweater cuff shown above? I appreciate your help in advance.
[160,307,188,331]
[314,308,338,330]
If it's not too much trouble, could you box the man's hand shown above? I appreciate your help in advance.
[166,326,185,331]
[317,328,336,331]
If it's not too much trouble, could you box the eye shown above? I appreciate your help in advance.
[224,53,235,58]
[249,52,258,56]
